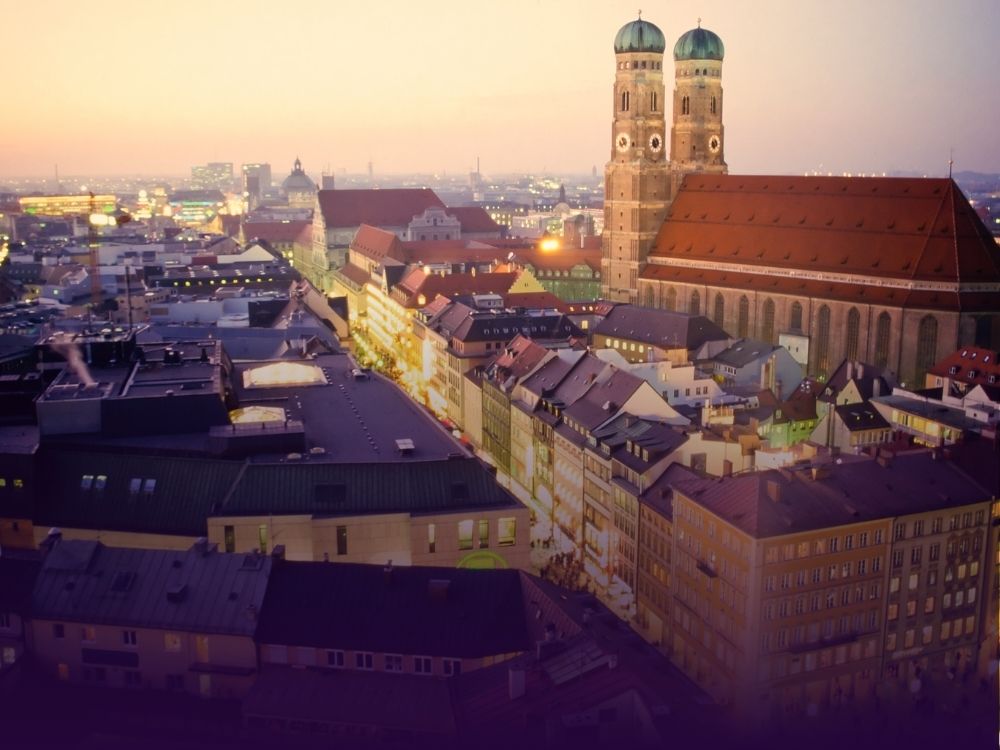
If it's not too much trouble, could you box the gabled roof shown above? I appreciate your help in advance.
[502,291,570,312]
[644,175,1000,311]
[446,206,501,233]
[349,224,405,265]
[818,360,895,402]
[32,539,271,635]
[593,305,730,350]
[317,189,444,229]
[927,347,1000,386]
[242,220,312,245]
[392,270,520,308]
[256,561,530,657]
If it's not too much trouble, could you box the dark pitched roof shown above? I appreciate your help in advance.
[34,448,240,537]
[711,338,779,368]
[220,458,519,518]
[820,360,895,402]
[256,561,530,657]
[835,402,891,431]
[674,451,989,539]
[32,540,271,635]
[593,305,730,350]
[317,189,444,229]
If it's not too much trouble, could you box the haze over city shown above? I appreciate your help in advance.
[3,0,999,178]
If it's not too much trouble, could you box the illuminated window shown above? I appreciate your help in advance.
[498,517,516,546]
[164,633,182,652]
[458,520,474,550]
[428,523,436,554]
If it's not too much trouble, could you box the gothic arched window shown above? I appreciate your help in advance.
[790,301,803,331]
[711,96,717,114]
[915,315,938,384]
[621,90,630,112]
[682,96,690,115]
[816,305,832,375]
[846,307,861,362]
[650,92,657,112]
[738,296,750,338]
[713,293,725,327]
[665,287,677,312]
[874,312,891,369]
[689,290,701,315]
[762,298,775,343]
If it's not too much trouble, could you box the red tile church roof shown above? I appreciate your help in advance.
[317,188,444,229]
[643,175,1000,310]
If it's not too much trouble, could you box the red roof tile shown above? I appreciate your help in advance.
[350,224,405,265]
[445,206,501,233]
[243,220,312,244]
[317,188,444,229]
[928,346,1000,385]
[644,175,1000,307]
[392,269,519,308]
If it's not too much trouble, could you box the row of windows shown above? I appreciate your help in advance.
[764,583,883,620]
[888,561,980,593]
[886,587,976,621]
[438,517,516,553]
[885,617,976,651]
[764,557,884,592]
[894,512,985,540]
[765,531,885,564]
[0,477,25,490]
[762,613,879,654]
[891,536,981,568]
[617,60,663,71]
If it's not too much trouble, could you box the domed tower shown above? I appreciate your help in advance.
[601,15,670,303]
[282,157,318,209]
[669,22,728,195]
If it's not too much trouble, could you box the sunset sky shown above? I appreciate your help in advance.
[2,0,998,178]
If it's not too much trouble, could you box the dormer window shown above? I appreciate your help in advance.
[949,366,960,375]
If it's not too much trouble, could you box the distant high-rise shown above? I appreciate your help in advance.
[191,162,235,192]
[241,163,272,208]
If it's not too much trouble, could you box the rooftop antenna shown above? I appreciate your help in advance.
[948,147,954,179]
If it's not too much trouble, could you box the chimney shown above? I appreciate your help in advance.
[873,379,881,398]
[508,666,526,700]
[846,361,854,381]
[192,537,211,557]
[766,479,782,503]
[857,364,865,379]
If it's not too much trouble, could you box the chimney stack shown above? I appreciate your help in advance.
[508,666,526,700]
[766,479,782,503]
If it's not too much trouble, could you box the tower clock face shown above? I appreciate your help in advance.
[616,133,631,153]
[648,133,663,153]
[708,135,721,154]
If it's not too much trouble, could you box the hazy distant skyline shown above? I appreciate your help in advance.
[2,0,998,180]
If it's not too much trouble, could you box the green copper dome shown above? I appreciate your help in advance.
[673,26,725,61]
[614,18,666,54]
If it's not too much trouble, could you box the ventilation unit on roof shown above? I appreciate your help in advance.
[395,438,415,455]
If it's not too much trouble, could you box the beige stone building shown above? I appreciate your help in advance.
[29,538,270,699]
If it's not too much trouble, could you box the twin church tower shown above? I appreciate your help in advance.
[601,16,727,302]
